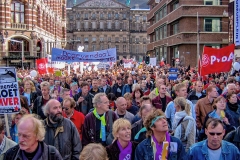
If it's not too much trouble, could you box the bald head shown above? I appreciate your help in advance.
[116,97,127,113]
[43,99,61,117]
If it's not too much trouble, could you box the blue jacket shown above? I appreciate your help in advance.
[135,136,186,160]
[122,84,132,96]
[187,140,240,160]
[225,103,240,128]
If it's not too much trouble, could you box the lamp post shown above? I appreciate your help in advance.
[10,39,24,69]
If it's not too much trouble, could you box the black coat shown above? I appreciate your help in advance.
[32,95,52,120]
[21,91,38,105]
[224,126,240,150]
[73,92,94,115]
[106,140,138,160]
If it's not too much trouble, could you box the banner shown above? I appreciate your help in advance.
[168,68,178,80]
[200,44,235,76]
[0,67,21,114]
[235,0,240,46]
[150,58,157,66]
[36,58,48,75]
[47,55,65,69]
[123,59,134,68]
[51,48,117,62]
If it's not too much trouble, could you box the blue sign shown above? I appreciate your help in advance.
[51,48,117,62]
[168,68,178,80]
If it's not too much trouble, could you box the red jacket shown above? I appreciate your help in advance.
[63,110,85,139]
[152,95,172,111]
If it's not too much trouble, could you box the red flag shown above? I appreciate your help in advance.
[36,58,48,75]
[47,67,54,74]
[200,44,235,76]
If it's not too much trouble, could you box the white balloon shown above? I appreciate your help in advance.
[233,62,240,71]
[30,70,38,77]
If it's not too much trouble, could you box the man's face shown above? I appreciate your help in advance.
[18,120,38,153]
[98,96,110,112]
[228,84,236,94]
[176,87,187,98]
[63,100,74,115]
[49,100,63,123]
[117,98,127,112]
[81,86,89,95]
[117,79,122,85]
[127,78,133,85]
[205,123,225,149]
[92,80,98,89]
[49,79,54,86]
[71,84,78,91]
[62,91,70,99]
[41,86,49,96]
[195,82,203,93]
[101,79,107,86]
[159,85,167,95]
[151,117,168,133]
[209,88,218,99]
[55,81,60,86]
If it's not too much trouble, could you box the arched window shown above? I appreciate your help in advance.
[8,38,30,57]
[11,1,25,23]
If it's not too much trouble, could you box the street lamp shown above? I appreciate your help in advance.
[9,39,24,69]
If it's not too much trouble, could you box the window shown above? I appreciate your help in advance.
[123,22,127,30]
[173,46,178,58]
[92,45,96,51]
[163,6,167,17]
[205,44,221,49]
[92,22,96,29]
[100,13,104,19]
[155,29,159,41]
[100,37,104,41]
[107,21,111,29]
[135,45,139,53]
[84,44,88,51]
[204,0,221,5]
[123,45,126,52]
[108,13,111,19]
[100,22,104,29]
[84,37,88,42]
[92,13,96,19]
[84,13,88,19]
[115,37,119,42]
[92,37,96,42]
[123,13,126,19]
[173,22,179,35]
[76,13,80,18]
[204,18,221,32]
[135,16,139,21]
[143,45,146,53]
[108,37,111,42]
[115,13,119,19]
[11,2,25,23]
[115,21,119,29]
[116,45,119,51]
[163,25,167,38]
[84,21,88,29]
[143,16,147,21]
[123,37,126,42]
[77,21,80,29]
[100,45,104,50]
[77,37,81,41]
[173,1,179,10]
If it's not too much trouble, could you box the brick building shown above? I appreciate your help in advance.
[0,0,66,68]
[66,0,150,61]
[147,0,229,67]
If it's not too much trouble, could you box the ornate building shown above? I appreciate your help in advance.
[0,0,66,68]
[66,0,150,61]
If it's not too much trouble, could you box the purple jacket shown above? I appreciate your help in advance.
[152,95,172,111]
[82,110,118,147]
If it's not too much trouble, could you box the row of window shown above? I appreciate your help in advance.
[155,5,167,22]
[155,24,167,41]
[74,37,147,43]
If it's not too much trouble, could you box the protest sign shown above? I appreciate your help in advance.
[51,48,117,62]
[150,58,157,66]
[0,67,21,114]
[168,68,178,80]
[47,55,65,69]
[200,44,235,76]
[97,62,110,69]
[36,58,48,75]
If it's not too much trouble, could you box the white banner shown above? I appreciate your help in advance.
[235,0,240,46]
[150,58,157,66]
[47,55,65,69]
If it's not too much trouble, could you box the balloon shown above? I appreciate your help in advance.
[30,70,37,77]
[233,62,240,71]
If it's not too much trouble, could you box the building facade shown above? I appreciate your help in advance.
[0,0,66,68]
[147,0,229,67]
[66,0,150,61]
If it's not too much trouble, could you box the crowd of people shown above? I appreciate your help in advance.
[0,63,240,160]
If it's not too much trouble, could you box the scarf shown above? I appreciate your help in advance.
[172,110,188,130]
[152,132,170,160]
[117,140,132,160]
[155,88,159,96]
[227,101,238,112]
[93,108,106,141]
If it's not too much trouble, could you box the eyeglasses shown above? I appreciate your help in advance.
[87,81,92,83]
[161,88,167,90]
[62,107,69,111]
[142,97,150,100]
[208,132,223,136]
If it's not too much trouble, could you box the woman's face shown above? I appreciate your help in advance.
[24,82,31,89]
[14,114,22,125]
[216,98,226,110]
[135,91,141,98]
[116,125,131,143]
[229,94,237,104]
[126,99,132,107]
[141,105,153,120]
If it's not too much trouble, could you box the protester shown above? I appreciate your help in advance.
[224,125,240,150]
[74,82,94,115]
[172,97,196,151]
[149,78,165,100]
[132,104,153,142]
[79,143,108,160]
[10,110,27,143]
[22,80,38,107]
[187,81,206,105]
[0,119,17,160]
[32,81,52,119]
[187,118,239,160]
[115,97,134,123]
[122,77,133,95]
[195,86,218,130]
[132,87,144,108]
[152,84,172,112]
[111,77,124,98]
[99,78,112,95]
[106,118,138,160]
[82,93,118,147]
[4,114,62,160]
[123,93,139,115]
[89,78,102,96]
[225,92,240,127]
[70,82,79,97]
[43,99,82,159]
[62,97,85,139]
[134,109,185,160]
